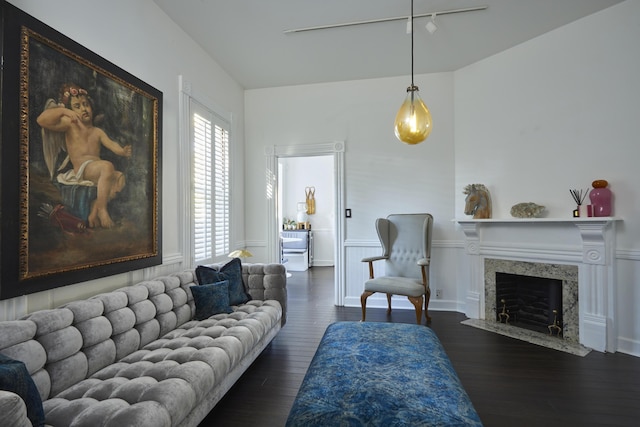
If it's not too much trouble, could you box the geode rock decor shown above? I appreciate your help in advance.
[510,202,545,218]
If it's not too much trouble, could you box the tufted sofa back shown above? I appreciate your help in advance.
[0,271,197,401]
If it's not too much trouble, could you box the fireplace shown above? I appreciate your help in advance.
[495,272,563,336]
[485,258,578,344]
[457,217,619,352]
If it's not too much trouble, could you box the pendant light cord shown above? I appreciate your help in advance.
[411,0,414,88]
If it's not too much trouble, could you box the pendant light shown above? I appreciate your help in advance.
[394,0,433,145]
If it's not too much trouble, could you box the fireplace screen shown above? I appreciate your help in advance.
[495,273,563,336]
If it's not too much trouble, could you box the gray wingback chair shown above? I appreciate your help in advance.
[360,213,433,324]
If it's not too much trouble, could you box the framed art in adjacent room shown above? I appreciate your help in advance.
[0,1,162,299]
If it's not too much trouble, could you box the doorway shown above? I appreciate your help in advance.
[278,155,333,271]
[265,141,345,306]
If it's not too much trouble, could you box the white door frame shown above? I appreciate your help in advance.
[265,141,345,306]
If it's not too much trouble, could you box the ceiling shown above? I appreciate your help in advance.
[153,0,624,90]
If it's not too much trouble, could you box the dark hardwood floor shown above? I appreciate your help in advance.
[200,266,640,427]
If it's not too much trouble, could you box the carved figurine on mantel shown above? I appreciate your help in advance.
[463,184,492,219]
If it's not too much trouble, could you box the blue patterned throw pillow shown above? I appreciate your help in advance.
[191,280,233,320]
[196,258,251,306]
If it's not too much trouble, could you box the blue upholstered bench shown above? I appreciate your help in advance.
[286,321,483,426]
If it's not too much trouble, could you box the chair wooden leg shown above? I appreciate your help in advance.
[386,293,393,314]
[408,296,424,325]
[425,289,432,324]
[361,291,374,321]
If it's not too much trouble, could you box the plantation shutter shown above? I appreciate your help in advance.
[213,122,230,257]
[191,100,230,263]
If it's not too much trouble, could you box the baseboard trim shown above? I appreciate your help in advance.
[616,337,640,357]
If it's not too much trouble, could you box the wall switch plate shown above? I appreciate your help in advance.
[345,209,351,218]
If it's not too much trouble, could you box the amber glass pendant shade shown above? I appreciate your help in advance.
[394,85,432,145]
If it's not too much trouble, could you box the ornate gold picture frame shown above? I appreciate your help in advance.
[1,2,162,299]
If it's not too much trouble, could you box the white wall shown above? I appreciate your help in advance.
[245,74,456,242]
[1,0,246,319]
[245,73,457,308]
[454,2,639,235]
[454,0,640,355]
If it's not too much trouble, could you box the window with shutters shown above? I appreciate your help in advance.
[190,99,230,264]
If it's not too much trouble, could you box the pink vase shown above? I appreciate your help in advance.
[589,180,612,217]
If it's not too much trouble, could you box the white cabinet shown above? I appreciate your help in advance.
[281,230,313,271]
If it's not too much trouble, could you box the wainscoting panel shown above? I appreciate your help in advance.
[0,252,185,322]
[615,254,640,357]
[0,296,27,322]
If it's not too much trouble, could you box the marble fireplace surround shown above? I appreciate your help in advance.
[457,218,620,353]
[485,259,578,343]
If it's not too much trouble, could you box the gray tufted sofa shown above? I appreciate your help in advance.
[0,263,287,427]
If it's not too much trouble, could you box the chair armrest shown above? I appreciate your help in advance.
[361,255,387,263]
[361,256,387,279]
[417,259,430,289]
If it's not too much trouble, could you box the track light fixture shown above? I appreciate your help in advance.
[426,13,438,34]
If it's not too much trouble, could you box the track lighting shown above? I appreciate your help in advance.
[283,6,487,34]
[426,13,438,34]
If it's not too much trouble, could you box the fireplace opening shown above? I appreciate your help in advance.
[495,272,563,337]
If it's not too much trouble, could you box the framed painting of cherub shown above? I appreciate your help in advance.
[0,2,162,299]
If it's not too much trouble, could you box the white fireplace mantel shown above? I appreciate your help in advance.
[455,217,621,352]
[456,217,620,265]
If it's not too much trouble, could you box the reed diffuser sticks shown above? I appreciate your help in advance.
[570,188,588,206]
